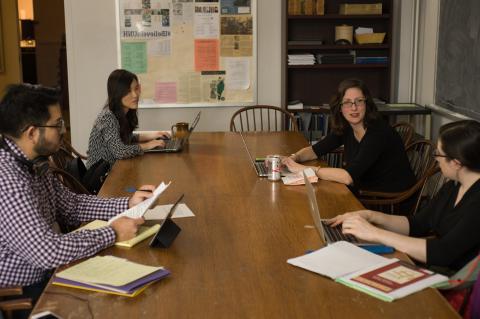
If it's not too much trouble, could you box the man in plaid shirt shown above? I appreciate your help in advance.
[0,84,155,314]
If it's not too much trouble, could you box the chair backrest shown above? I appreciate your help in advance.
[50,138,87,170]
[49,166,91,195]
[230,105,299,132]
[405,139,436,181]
[392,122,415,146]
[411,166,449,215]
[0,287,32,319]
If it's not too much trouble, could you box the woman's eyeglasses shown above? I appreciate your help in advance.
[432,149,449,158]
[341,98,366,108]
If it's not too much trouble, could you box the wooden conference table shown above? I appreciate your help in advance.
[32,132,458,318]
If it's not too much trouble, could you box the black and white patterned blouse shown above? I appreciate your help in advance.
[86,108,142,169]
[0,138,129,286]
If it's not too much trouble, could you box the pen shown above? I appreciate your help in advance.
[156,137,171,140]
[138,189,153,192]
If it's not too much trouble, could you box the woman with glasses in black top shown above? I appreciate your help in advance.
[329,120,480,273]
[283,78,415,193]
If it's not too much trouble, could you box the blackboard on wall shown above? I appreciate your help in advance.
[435,0,480,120]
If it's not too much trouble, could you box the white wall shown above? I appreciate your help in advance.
[65,0,282,154]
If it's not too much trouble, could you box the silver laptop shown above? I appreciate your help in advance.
[303,172,361,245]
[239,131,269,177]
[147,112,201,153]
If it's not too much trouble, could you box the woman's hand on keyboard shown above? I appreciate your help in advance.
[327,210,373,227]
[141,139,166,150]
[341,214,380,243]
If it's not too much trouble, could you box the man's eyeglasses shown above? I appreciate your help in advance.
[432,149,449,158]
[341,98,367,108]
[34,119,66,133]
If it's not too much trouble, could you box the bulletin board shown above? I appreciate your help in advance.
[116,0,256,108]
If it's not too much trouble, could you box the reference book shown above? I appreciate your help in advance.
[287,241,447,302]
[53,256,170,297]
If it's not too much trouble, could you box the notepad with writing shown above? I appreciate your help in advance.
[77,220,160,248]
[287,241,447,302]
[53,255,170,297]
[282,168,318,185]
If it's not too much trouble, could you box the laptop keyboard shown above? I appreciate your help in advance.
[165,139,182,150]
[321,221,358,243]
[255,162,268,175]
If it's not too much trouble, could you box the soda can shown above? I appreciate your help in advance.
[266,155,281,181]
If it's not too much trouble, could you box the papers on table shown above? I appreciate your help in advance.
[108,182,171,224]
[287,241,448,302]
[53,255,170,297]
[144,203,195,220]
[282,168,318,185]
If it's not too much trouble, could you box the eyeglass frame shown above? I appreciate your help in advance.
[32,119,66,133]
[432,149,450,159]
[340,98,367,108]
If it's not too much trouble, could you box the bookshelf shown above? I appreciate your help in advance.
[284,0,393,109]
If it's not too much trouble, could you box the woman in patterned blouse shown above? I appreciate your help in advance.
[86,69,170,168]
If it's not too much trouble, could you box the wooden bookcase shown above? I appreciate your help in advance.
[284,0,393,109]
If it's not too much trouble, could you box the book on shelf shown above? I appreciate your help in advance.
[53,255,170,297]
[287,241,448,302]
[288,0,315,15]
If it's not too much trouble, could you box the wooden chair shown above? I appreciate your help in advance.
[359,139,437,215]
[392,122,415,146]
[320,147,345,168]
[230,105,299,132]
[0,287,32,319]
[50,138,87,170]
[411,166,449,215]
[49,167,90,195]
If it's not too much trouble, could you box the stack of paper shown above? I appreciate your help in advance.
[53,256,170,297]
[108,182,171,224]
[282,168,318,185]
[287,241,448,302]
[288,54,316,65]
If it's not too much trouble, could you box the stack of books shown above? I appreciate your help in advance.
[288,241,448,302]
[53,255,170,297]
[317,53,354,64]
[288,54,316,65]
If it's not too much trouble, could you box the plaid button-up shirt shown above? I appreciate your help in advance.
[0,138,129,287]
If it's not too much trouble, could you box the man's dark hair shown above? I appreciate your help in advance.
[104,69,139,144]
[329,78,381,135]
[0,84,60,138]
[439,120,480,172]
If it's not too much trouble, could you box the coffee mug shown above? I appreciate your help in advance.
[171,122,189,138]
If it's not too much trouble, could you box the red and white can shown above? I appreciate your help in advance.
[266,155,281,181]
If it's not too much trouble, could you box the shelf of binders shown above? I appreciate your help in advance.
[288,43,389,50]
[288,64,388,69]
[287,14,390,20]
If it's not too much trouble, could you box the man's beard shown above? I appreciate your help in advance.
[33,129,61,157]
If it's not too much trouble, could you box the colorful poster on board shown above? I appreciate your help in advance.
[120,0,172,39]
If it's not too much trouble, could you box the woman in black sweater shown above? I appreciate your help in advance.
[329,120,480,273]
[283,78,415,193]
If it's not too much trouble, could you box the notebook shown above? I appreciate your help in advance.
[303,172,365,245]
[147,111,201,153]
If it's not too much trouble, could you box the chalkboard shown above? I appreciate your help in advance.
[435,0,480,120]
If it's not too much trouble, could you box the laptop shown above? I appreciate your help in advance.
[303,172,361,245]
[147,112,201,153]
[239,131,269,177]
